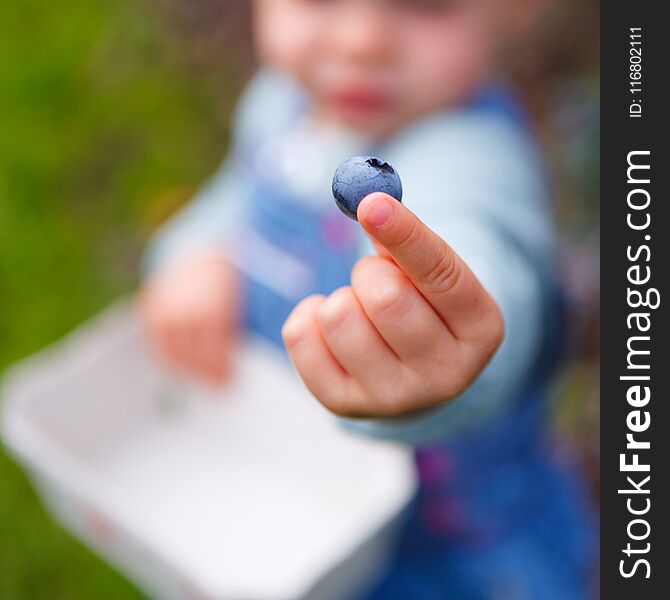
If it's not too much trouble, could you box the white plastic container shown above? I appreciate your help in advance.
[1,303,416,600]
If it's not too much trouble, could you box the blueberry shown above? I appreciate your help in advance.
[332,156,403,221]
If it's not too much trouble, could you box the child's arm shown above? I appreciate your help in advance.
[138,152,247,382]
[139,69,302,381]
[142,68,301,275]
[284,113,553,444]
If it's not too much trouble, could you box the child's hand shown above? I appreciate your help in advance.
[282,193,504,418]
[139,252,240,384]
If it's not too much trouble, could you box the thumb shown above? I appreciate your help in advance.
[357,192,502,344]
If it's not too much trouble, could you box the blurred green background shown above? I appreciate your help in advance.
[0,1,598,598]
[0,1,248,597]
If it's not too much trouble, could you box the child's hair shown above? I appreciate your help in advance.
[152,0,254,74]
[503,0,599,118]
[155,0,598,119]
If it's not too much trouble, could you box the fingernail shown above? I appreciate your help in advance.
[362,195,394,228]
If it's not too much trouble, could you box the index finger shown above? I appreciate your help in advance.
[357,192,500,344]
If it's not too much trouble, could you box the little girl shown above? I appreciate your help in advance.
[141,1,596,597]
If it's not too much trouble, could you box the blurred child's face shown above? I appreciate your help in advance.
[254,0,523,138]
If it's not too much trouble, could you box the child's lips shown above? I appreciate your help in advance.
[325,88,392,116]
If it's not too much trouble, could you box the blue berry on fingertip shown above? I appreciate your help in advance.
[332,156,403,221]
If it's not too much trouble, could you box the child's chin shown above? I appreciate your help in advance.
[328,109,398,139]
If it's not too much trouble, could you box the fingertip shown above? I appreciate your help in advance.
[316,287,355,333]
[357,193,396,229]
[281,313,308,349]
[282,294,325,348]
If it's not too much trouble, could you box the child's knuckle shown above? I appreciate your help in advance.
[325,394,361,418]
[422,248,460,296]
[368,277,409,317]
[489,308,505,349]
[474,302,506,355]
[351,255,379,283]
[394,219,421,253]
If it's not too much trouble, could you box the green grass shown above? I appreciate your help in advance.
[0,1,243,596]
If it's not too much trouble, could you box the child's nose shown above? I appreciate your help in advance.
[326,4,394,65]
